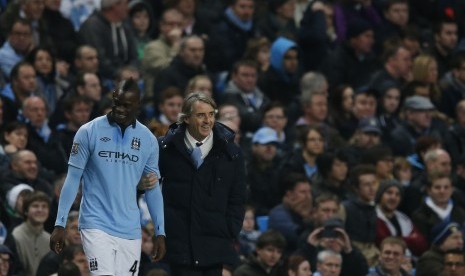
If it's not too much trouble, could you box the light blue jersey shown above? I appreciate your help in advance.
[56,115,162,239]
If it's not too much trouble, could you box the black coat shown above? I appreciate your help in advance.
[159,122,246,267]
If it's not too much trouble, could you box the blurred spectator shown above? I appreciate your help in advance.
[205,0,258,74]
[164,0,211,36]
[312,152,350,201]
[314,250,343,276]
[22,96,68,175]
[259,37,301,107]
[185,74,213,97]
[223,60,270,137]
[439,52,465,118]
[9,191,50,276]
[78,0,138,80]
[328,84,357,141]
[368,237,412,276]
[441,249,465,276]
[153,35,208,101]
[352,87,377,121]
[257,0,298,41]
[286,254,311,276]
[375,180,428,257]
[268,173,312,252]
[42,0,78,64]
[262,102,291,153]
[416,221,463,276]
[147,86,183,137]
[428,18,458,79]
[412,54,441,105]
[393,157,412,187]
[4,183,33,232]
[0,150,52,201]
[412,172,465,242]
[376,81,401,143]
[142,9,184,99]
[233,230,286,276]
[390,96,444,156]
[361,146,394,182]
[1,61,37,123]
[243,37,271,77]
[0,18,33,81]
[444,100,465,165]
[374,0,410,54]
[246,127,282,216]
[320,18,380,90]
[59,0,100,31]
[238,206,261,259]
[343,117,382,168]
[340,164,379,267]
[0,121,28,170]
[128,0,156,61]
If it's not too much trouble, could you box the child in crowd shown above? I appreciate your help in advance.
[238,205,261,260]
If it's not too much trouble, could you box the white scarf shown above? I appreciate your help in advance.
[426,197,453,220]
[376,206,413,236]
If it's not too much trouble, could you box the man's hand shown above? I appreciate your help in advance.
[137,173,158,191]
[307,227,324,247]
[152,235,166,262]
[50,226,66,254]
[334,228,352,253]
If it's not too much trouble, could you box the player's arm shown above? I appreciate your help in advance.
[50,165,84,253]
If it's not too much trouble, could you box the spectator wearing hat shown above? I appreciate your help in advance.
[0,243,23,276]
[257,0,298,41]
[389,95,445,156]
[375,180,428,257]
[339,164,379,267]
[5,184,33,232]
[246,127,282,216]
[412,172,465,243]
[342,117,381,168]
[320,18,381,90]
[268,173,312,253]
[368,237,411,276]
[416,221,463,276]
[297,217,368,276]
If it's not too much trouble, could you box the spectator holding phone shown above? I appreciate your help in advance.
[296,218,368,276]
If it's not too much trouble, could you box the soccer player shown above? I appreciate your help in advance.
[50,78,165,275]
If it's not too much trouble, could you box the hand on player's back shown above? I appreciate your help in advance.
[137,172,158,190]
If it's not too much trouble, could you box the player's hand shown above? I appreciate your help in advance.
[152,235,166,262]
[137,173,158,191]
[50,226,66,254]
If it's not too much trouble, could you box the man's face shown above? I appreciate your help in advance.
[131,10,149,34]
[65,102,91,128]
[26,200,49,224]
[443,253,465,276]
[442,232,464,251]
[159,95,183,123]
[111,90,140,127]
[379,243,404,274]
[180,38,204,68]
[185,101,215,141]
[391,48,412,78]
[314,200,339,226]
[384,3,409,27]
[353,93,376,119]
[23,97,47,128]
[75,48,99,73]
[232,65,257,93]
[231,0,254,21]
[357,174,378,203]
[80,73,101,102]
[307,94,328,122]
[432,153,452,175]
[376,157,394,179]
[276,0,295,20]
[23,0,45,20]
[436,23,458,52]
[357,132,380,148]
[160,12,183,37]
[0,253,10,276]
[407,110,432,130]
[12,151,38,180]
[13,65,37,96]
[283,49,299,74]
[73,251,90,276]
[305,129,324,156]
[66,219,81,245]
[256,245,282,268]
[383,88,401,114]
[351,30,374,54]
[288,182,312,205]
[317,255,342,276]
[8,22,33,54]
[380,186,401,213]
[252,143,277,162]
[263,107,287,132]
[428,177,453,207]
[330,159,348,182]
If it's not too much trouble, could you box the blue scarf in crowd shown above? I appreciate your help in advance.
[225,7,253,32]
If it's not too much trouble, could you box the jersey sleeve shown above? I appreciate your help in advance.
[143,134,160,178]
[68,124,91,170]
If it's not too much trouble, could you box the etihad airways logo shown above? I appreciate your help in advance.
[98,151,139,163]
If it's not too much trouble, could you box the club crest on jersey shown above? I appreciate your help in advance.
[131,137,140,150]
[70,143,79,155]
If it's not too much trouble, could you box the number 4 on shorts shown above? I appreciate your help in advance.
[129,260,138,276]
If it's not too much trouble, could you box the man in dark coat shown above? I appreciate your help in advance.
[158,92,246,275]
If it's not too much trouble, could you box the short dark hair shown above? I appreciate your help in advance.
[232,59,258,75]
[8,17,32,35]
[159,86,183,104]
[256,230,287,250]
[282,173,309,193]
[22,191,50,219]
[314,193,339,209]
[63,95,92,113]
[433,18,457,35]
[383,0,408,11]
[1,121,27,144]
[316,151,348,179]
[414,136,441,157]
[427,171,451,189]
[263,101,287,117]
[298,125,324,147]
[361,146,393,165]
[350,164,376,189]
[10,61,33,81]
[380,236,407,252]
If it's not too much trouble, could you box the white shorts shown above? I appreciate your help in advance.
[81,229,141,276]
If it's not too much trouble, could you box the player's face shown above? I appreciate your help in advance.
[112,90,140,127]
[26,201,49,224]
[185,101,215,141]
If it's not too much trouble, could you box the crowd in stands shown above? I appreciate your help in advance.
[1,0,465,275]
